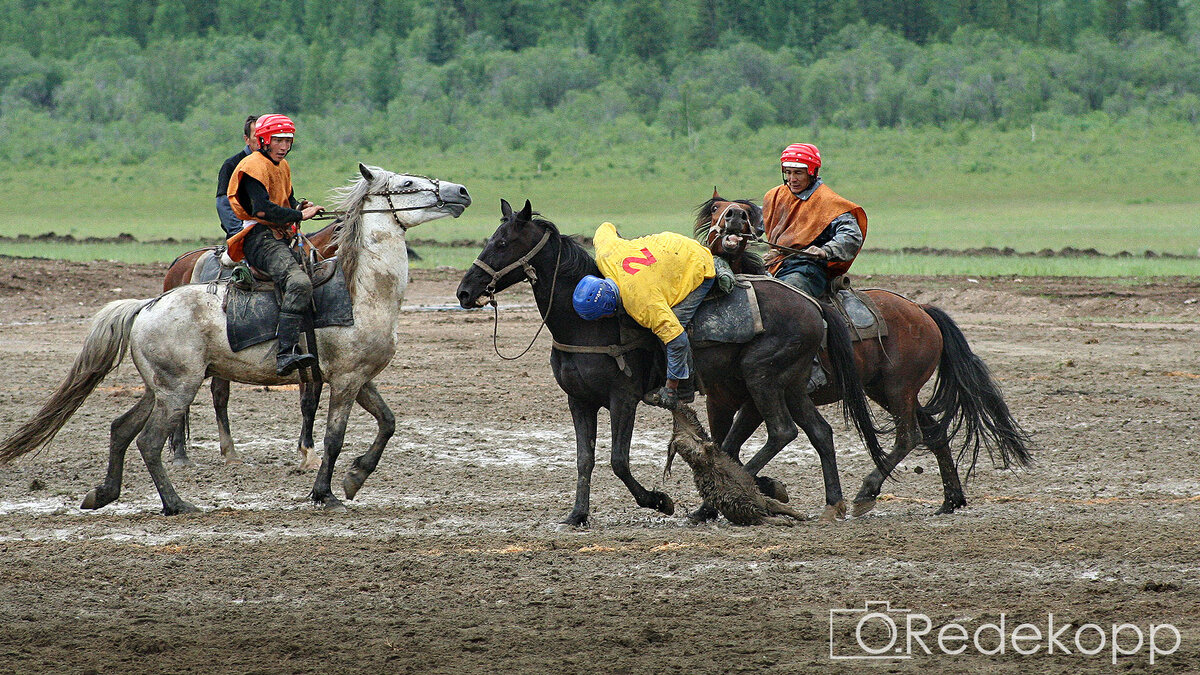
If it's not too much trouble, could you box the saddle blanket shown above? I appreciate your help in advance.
[687,280,764,346]
[221,258,355,352]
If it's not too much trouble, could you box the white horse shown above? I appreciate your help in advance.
[0,164,470,514]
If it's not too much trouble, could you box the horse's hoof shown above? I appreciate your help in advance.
[935,499,966,515]
[81,489,100,510]
[298,447,322,471]
[171,456,197,469]
[687,505,718,524]
[164,501,201,516]
[342,471,367,501]
[560,513,589,528]
[755,476,789,503]
[653,492,675,516]
[222,453,244,467]
[851,499,877,517]
[317,495,347,512]
[818,501,846,523]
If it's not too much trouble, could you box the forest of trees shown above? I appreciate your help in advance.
[1,0,1198,164]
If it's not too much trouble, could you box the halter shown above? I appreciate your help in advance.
[471,229,553,295]
[469,227,561,360]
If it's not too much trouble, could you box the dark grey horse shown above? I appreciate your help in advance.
[456,199,887,526]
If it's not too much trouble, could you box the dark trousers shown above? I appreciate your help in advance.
[242,225,312,316]
[775,256,829,298]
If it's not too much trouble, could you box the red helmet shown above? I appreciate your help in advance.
[780,143,821,176]
[254,114,295,146]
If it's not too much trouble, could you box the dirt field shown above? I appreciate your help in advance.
[0,256,1196,674]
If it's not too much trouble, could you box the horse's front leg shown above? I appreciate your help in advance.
[562,396,599,527]
[296,375,323,470]
[609,395,674,517]
[342,382,395,501]
[310,385,358,511]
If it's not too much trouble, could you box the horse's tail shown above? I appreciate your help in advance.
[819,302,889,475]
[0,298,153,462]
[920,304,1034,476]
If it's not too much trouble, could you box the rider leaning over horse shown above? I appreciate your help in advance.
[224,114,326,376]
[573,222,716,410]
[763,143,867,298]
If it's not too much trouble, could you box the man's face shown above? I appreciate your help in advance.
[245,133,260,150]
[782,167,813,193]
[265,136,293,162]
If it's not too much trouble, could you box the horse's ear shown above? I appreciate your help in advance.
[500,198,513,219]
[712,186,720,200]
[359,163,374,182]
[517,199,533,222]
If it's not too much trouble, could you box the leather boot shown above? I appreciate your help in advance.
[675,376,696,404]
[276,311,317,376]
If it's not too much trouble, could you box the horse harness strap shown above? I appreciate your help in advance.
[551,334,656,377]
[310,177,447,230]
[472,229,552,293]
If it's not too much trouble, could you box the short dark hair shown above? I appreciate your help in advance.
[243,115,260,138]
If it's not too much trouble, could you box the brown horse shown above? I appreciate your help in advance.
[696,192,1033,517]
[160,219,343,468]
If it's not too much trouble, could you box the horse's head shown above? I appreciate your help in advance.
[693,188,763,259]
[457,198,552,308]
[349,163,472,228]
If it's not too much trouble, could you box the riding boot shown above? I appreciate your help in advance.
[806,355,827,393]
[276,311,317,376]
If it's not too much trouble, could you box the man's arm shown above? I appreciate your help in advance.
[216,196,242,237]
[819,212,864,262]
[240,175,303,224]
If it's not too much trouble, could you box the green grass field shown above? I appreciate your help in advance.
[3,122,1198,276]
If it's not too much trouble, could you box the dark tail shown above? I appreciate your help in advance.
[0,298,152,462]
[820,302,890,475]
[921,304,1034,476]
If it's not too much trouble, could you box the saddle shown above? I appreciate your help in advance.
[826,275,888,342]
[196,247,355,352]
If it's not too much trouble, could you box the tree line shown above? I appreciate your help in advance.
[0,0,1197,165]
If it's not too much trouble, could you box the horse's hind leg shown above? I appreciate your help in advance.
[296,376,322,470]
[919,409,967,514]
[342,382,395,501]
[82,392,153,510]
[138,396,200,515]
[211,377,240,465]
[782,390,845,523]
[852,392,921,516]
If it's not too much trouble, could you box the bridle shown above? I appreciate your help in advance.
[470,226,562,360]
[311,176,447,230]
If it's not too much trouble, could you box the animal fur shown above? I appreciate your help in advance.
[668,405,807,526]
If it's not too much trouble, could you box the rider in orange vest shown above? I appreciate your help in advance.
[762,143,867,299]
[226,114,326,376]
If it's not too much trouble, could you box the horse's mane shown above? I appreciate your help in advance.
[530,214,599,280]
[692,197,767,275]
[325,170,381,295]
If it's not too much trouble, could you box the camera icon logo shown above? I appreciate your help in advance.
[829,601,914,660]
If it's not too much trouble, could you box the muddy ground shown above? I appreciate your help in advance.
[0,256,1197,674]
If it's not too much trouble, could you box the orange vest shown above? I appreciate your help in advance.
[762,183,867,277]
[225,152,294,261]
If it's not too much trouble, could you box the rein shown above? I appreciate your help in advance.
[471,229,561,361]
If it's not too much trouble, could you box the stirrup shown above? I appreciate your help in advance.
[276,348,317,376]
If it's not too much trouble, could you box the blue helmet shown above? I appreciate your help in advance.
[573,275,619,320]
